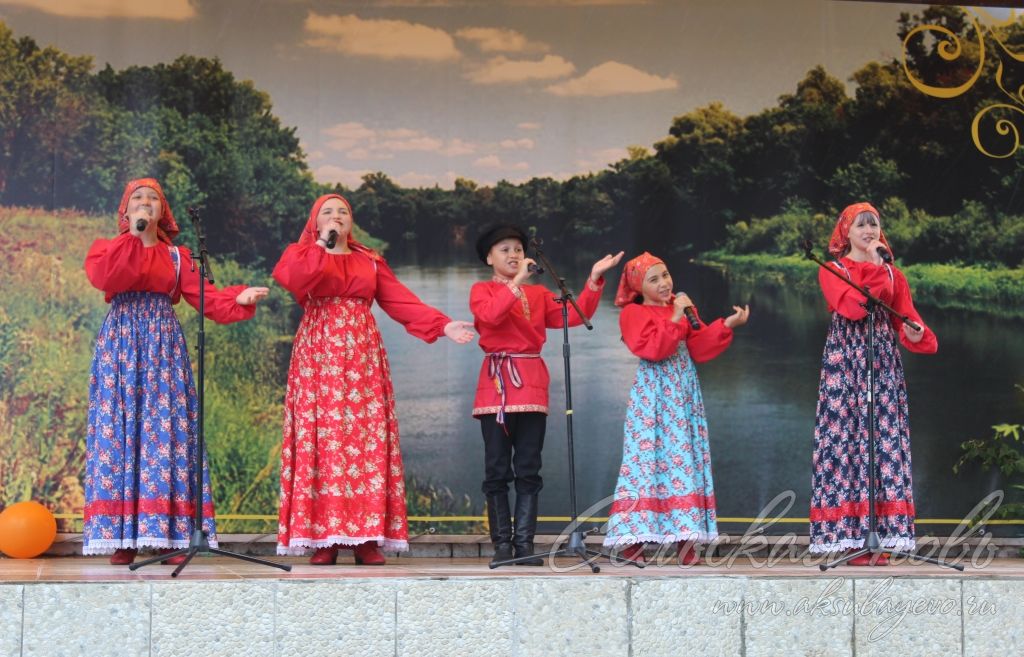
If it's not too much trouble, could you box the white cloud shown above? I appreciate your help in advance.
[466,55,575,85]
[517,122,542,131]
[441,139,479,156]
[379,136,445,152]
[0,0,196,19]
[324,122,377,150]
[380,128,422,139]
[370,0,650,5]
[395,170,461,188]
[314,164,371,188]
[324,121,532,162]
[455,27,548,53]
[546,61,677,96]
[574,147,629,170]
[346,148,394,161]
[499,138,535,150]
[303,12,460,61]
[474,155,529,171]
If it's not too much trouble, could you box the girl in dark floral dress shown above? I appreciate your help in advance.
[810,202,937,565]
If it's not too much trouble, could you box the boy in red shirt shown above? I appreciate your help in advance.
[470,225,622,566]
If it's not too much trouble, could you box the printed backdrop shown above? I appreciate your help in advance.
[1,0,1022,535]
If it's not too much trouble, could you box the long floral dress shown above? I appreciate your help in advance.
[83,234,254,554]
[809,258,937,553]
[273,244,449,555]
[603,302,733,548]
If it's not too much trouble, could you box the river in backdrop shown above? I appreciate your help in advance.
[372,261,1024,535]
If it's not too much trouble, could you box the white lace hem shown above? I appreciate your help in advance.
[277,536,409,555]
[82,538,219,555]
[808,536,916,554]
[602,531,718,548]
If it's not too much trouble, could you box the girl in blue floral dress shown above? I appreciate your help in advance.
[603,252,749,565]
[83,178,268,564]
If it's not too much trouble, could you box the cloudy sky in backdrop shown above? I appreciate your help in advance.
[2,0,1014,188]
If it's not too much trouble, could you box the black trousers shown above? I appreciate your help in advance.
[479,412,546,496]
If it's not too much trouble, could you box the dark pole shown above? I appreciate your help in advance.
[131,207,291,575]
[803,242,961,572]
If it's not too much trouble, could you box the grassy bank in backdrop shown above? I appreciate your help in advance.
[698,251,1024,319]
[0,206,473,534]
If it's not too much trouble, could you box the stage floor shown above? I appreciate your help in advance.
[2,554,1022,582]
[4,554,1023,656]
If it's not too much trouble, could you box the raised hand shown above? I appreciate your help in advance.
[723,304,750,329]
[235,287,270,306]
[590,251,625,282]
[444,320,476,344]
[902,322,924,343]
[512,258,538,286]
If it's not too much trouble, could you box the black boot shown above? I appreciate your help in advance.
[486,493,514,567]
[513,493,543,566]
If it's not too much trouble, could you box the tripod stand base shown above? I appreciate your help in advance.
[819,547,964,572]
[129,530,292,577]
[488,531,645,572]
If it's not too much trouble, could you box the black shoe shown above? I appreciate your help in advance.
[513,493,544,566]
[490,542,515,567]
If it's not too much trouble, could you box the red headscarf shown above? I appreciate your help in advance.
[117,178,179,245]
[828,202,892,259]
[299,194,381,261]
[614,251,664,307]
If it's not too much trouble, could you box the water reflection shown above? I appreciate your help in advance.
[375,263,1024,534]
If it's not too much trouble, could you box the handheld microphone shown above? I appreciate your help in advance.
[527,262,544,275]
[325,230,339,249]
[876,245,892,264]
[135,218,147,232]
[683,306,701,330]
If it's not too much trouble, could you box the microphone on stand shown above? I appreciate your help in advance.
[527,235,544,274]
[325,230,339,249]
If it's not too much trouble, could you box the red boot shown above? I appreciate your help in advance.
[309,545,339,565]
[677,542,701,566]
[353,542,386,565]
[157,548,188,565]
[109,548,137,565]
[619,543,646,566]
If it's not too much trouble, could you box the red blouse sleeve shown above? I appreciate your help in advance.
[470,281,520,325]
[84,233,145,293]
[889,268,938,354]
[543,277,605,328]
[685,313,734,363]
[374,259,450,342]
[620,303,686,361]
[271,242,328,300]
[818,261,894,321]
[177,247,255,324]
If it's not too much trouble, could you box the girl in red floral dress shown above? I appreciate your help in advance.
[273,194,474,565]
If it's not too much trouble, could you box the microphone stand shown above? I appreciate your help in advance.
[131,208,291,576]
[490,238,643,571]
[803,242,961,572]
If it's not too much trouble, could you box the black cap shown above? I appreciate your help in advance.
[475,224,528,262]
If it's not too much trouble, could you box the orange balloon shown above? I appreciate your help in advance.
[0,501,57,558]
